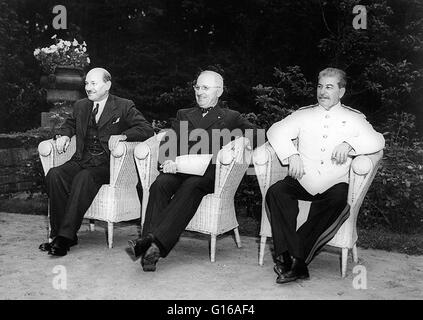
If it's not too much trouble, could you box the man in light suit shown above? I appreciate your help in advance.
[128,70,260,271]
[39,67,154,257]
[265,67,385,284]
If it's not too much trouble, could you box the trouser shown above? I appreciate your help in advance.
[45,160,109,240]
[265,176,349,264]
[142,171,214,257]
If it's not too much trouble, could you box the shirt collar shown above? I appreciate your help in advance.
[93,95,109,110]
[318,101,342,112]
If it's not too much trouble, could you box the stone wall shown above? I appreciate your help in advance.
[0,129,52,214]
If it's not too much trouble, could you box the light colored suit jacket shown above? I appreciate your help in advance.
[267,102,385,195]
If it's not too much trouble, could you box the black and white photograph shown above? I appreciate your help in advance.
[0,0,422,306]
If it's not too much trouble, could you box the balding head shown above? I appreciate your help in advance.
[199,70,223,89]
[85,67,112,102]
[86,67,112,83]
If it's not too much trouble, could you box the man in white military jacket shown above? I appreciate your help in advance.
[265,67,385,284]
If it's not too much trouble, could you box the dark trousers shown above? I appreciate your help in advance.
[45,160,109,240]
[142,172,214,257]
[265,176,349,264]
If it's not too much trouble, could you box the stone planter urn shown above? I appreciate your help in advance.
[40,65,85,102]
[40,66,85,128]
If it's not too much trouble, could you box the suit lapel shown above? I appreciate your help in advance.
[81,99,92,139]
[185,107,203,128]
[97,95,117,129]
[199,105,225,130]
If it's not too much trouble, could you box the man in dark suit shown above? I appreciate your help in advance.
[128,70,260,271]
[39,67,154,257]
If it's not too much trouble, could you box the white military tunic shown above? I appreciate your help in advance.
[267,102,385,195]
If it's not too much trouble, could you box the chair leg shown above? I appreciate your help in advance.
[47,203,51,240]
[89,219,95,232]
[107,222,113,249]
[234,227,242,248]
[210,235,216,263]
[259,236,266,266]
[341,248,348,278]
[352,244,358,263]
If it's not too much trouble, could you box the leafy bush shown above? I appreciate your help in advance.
[243,66,313,130]
[237,66,314,221]
[0,1,47,133]
[359,112,423,234]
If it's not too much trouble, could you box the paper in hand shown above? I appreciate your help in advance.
[175,154,213,176]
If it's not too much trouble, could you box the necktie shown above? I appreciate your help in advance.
[199,106,214,115]
[92,103,99,123]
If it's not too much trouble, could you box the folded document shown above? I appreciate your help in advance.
[175,154,213,176]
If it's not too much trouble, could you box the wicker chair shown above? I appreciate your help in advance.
[134,133,252,262]
[253,142,383,277]
[38,136,141,248]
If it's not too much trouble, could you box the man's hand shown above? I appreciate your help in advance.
[56,136,70,154]
[331,142,353,165]
[288,154,305,180]
[161,160,177,174]
[108,134,127,152]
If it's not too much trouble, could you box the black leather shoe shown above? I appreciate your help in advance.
[276,258,310,284]
[127,234,154,260]
[39,242,53,252]
[273,254,293,276]
[48,236,74,257]
[141,243,161,272]
[39,236,78,252]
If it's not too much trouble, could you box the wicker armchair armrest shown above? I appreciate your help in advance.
[38,136,76,175]
[109,141,140,187]
[134,132,166,190]
[348,150,383,207]
[213,137,252,197]
[252,142,288,196]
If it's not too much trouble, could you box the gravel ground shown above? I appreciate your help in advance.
[0,212,422,300]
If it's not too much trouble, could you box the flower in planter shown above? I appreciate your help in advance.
[33,34,90,74]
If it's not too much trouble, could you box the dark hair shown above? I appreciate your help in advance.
[318,68,347,88]
[103,69,112,83]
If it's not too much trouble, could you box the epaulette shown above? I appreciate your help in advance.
[298,103,318,111]
[341,104,364,115]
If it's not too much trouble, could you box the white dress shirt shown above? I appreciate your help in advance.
[92,95,109,123]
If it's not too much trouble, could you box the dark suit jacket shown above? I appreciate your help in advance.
[161,103,261,178]
[57,94,154,161]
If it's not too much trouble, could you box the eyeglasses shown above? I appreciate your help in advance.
[192,85,221,91]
